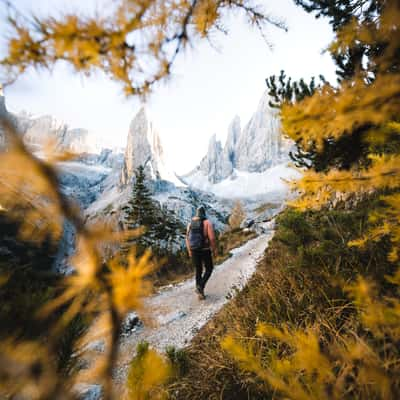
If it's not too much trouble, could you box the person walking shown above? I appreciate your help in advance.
[186,206,217,300]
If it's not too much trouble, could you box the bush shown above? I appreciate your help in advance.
[275,209,314,250]
[165,346,189,377]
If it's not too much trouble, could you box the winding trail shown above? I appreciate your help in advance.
[115,226,274,379]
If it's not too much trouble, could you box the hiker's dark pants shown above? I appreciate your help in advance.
[192,249,213,290]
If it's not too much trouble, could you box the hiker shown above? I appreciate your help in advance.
[186,206,217,300]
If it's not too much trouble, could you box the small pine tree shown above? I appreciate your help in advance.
[122,165,184,254]
[228,201,246,230]
[122,165,159,251]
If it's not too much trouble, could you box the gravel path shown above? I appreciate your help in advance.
[115,227,274,379]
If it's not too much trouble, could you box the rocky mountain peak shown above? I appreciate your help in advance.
[226,115,240,152]
[0,95,6,149]
[199,134,223,184]
[220,115,241,178]
[121,106,178,186]
[234,91,283,172]
[18,114,92,153]
[0,94,5,116]
[0,93,16,150]
[208,133,222,155]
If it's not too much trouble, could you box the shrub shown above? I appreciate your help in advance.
[165,346,189,377]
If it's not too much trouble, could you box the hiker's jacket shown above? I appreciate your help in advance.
[186,218,216,253]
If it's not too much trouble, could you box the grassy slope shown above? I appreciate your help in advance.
[165,197,398,400]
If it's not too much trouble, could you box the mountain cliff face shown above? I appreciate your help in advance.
[198,116,242,184]
[235,92,288,172]
[0,94,19,150]
[18,114,91,153]
[0,94,92,153]
[199,134,223,184]
[189,91,293,184]
[120,107,181,186]
[0,95,7,149]
[221,115,241,177]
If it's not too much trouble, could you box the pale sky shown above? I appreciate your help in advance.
[0,0,336,174]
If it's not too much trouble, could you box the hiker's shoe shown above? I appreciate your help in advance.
[196,286,206,300]
[197,291,206,300]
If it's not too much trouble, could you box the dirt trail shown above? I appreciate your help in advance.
[115,227,274,379]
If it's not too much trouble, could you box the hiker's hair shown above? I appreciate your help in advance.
[196,206,206,220]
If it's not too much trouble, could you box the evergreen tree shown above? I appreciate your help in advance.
[266,70,324,108]
[122,165,158,251]
[294,0,385,82]
[266,0,399,172]
[266,72,370,172]
[265,71,367,172]
[122,165,184,254]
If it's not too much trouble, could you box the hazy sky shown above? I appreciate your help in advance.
[1,0,336,174]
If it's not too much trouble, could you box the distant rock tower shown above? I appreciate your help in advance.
[0,84,18,150]
[0,83,7,149]
[121,107,167,185]
[0,84,5,113]
[0,83,7,117]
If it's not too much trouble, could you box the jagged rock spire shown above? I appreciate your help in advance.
[121,107,180,186]
[192,91,293,183]
[0,88,12,150]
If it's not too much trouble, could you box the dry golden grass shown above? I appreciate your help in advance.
[215,228,258,265]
